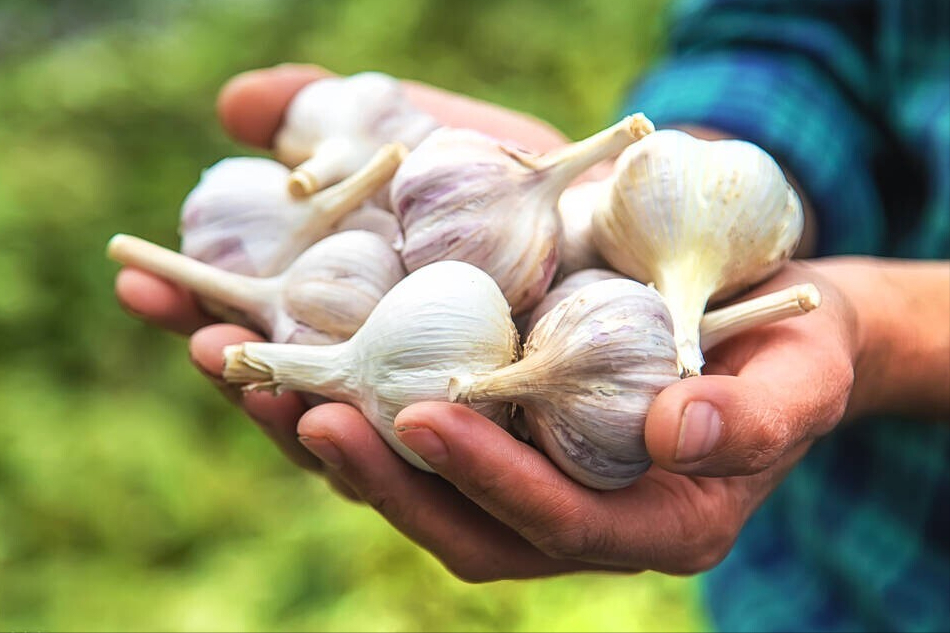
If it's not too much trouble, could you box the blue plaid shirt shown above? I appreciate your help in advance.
[623,1,949,630]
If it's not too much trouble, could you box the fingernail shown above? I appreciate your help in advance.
[675,401,722,463]
[299,435,344,470]
[395,425,448,467]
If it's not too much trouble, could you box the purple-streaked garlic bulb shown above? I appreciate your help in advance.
[222,261,520,471]
[108,231,405,344]
[525,268,624,334]
[391,114,655,315]
[180,143,405,278]
[274,72,439,197]
[556,181,609,276]
[450,279,820,489]
[592,129,804,377]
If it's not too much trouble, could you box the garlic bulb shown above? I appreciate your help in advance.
[591,129,804,377]
[222,261,520,471]
[450,280,820,489]
[391,114,655,314]
[556,181,609,276]
[180,143,405,277]
[274,72,439,197]
[525,268,624,334]
[108,231,405,344]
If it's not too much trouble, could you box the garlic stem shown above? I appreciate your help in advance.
[289,136,369,197]
[450,282,822,405]
[699,283,821,351]
[530,113,654,187]
[447,356,546,405]
[107,233,272,314]
[223,341,354,401]
[290,143,407,250]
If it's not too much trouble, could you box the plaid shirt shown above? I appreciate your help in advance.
[623,1,949,630]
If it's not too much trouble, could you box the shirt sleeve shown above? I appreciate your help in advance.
[622,0,885,256]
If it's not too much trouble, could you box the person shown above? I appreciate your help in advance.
[114,1,949,630]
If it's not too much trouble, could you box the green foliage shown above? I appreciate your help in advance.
[0,1,708,630]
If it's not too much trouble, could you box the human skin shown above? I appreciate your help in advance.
[114,64,950,580]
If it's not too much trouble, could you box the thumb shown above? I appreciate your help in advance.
[644,373,845,477]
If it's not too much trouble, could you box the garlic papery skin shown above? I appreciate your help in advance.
[556,181,609,276]
[591,129,804,377]
[108,230,405,344]
[391,114,655,315]
[222,261,520,471]
[451,278,678,489]
[450,279,821,490]
[180,143,406,277]
[525,268,624,334]
[330,203,404,251]
[274,72,439,197]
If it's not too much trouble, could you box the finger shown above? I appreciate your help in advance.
[401,80,567,151]
[190,324,323,472]
[298,403,595,580]
[394,403,747,575]
[645,323,853,477]
[216,64,332,148]
[392,402,625,563]
[216,64,569,153]
[115,267,214,335]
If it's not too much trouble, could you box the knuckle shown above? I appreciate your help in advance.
[733,417,789,474]
[442,553,502,584]
[530,510,604,560]
[669,518,737,575]
[461,468,510,505]
[362,486,402,520]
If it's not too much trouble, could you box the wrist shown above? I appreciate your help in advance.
[825,257,950,421]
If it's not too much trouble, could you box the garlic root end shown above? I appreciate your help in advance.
[223,344,274,385]
[447,374,474,403]
[288,170,320,197]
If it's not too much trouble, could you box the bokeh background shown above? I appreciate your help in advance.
[0,0,708,630]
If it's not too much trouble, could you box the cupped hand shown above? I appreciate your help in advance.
[295,260,863,580]
[113,64,571,495]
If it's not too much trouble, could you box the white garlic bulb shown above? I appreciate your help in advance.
[222,261,520,471]
[391,115,655,315]
[556,180,609,276]
[274,72,439,197]
[450,280,821,489]
[525,268,625,334]
[108,231,405,344]
[180,143,405,277]
[591,129,804,377]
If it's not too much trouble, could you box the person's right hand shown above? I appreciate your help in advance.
[112,63,572,498]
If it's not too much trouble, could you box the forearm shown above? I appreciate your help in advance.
[832,257,950,422]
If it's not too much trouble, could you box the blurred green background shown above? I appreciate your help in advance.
[0,0,709,630]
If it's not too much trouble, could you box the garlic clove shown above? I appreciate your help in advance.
[525,267,625,334]
[450,279,821,490]
[556,180,610,276]
[391,114,655,315]
[591,129,804,377]
[222,260,520,471]
[330,203,404,251]
[107,230,405,344]
[180,143,405,278]
[274,72,439,197]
